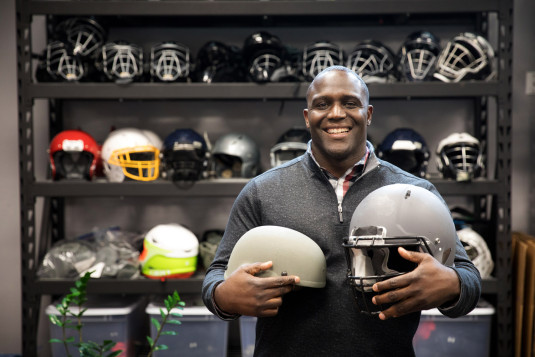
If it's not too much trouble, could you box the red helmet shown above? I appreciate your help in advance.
[49,130,100,181]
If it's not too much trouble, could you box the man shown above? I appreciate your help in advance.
[202,66,481,356]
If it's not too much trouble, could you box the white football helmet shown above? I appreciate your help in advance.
[457,227,493,278]
[436,132,484,182]
[101,128,161,182]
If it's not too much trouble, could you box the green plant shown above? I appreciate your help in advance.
[146,291,185,357]
[48,271,184,357]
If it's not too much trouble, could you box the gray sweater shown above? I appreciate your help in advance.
[202,150,481,357]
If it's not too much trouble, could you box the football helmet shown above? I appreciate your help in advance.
[194,41,245,83]
[98,41,144,83]
[161,128,209,182]
[139,223,199,279]
[377,128,430,178]
[101,128,161,182]
[397,31,441,81]
[436,132,484,182]
[457,227,493,278]
[242,31,285,83]
[35,41,85,82]
[270,127,311,168]
[212,133,260,178]
[150,42,191,82]
[224,225,327,288]
[199,229,224,270]
[49,129,100,181]
[343,184,456,314]
[346,40,398,83]
[302,41,344,81]
[434,32,496,83]
[58,17,107,59]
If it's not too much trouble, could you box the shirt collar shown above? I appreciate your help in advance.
[307,140,372,179]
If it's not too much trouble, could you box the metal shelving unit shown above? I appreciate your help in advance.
[17,1,513,356]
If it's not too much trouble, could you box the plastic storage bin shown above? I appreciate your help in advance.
[46,295,146,357]
[413,301,495,357]
[239,316,257,357]
[145,303,229,357]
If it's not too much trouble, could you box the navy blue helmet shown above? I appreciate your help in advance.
[161,129,209,182]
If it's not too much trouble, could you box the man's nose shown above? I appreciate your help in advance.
[328,102,346,119]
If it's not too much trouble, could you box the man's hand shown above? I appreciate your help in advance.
[371,247,460,320]
[214,261,300,317]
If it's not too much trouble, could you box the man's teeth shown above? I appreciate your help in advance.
[327,128,349,134]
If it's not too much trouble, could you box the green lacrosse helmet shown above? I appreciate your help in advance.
[224,225,327,288]
[139,223,199,279]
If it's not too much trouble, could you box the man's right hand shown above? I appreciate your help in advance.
[214,261,300,317]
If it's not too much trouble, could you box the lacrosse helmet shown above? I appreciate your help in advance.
[98,41,144,83]
[101,128,161,182]
[161,129,209,182]
[212,133,260,178]
[302,41,344,81]
[139,223,199,279]
[150,42,191,82]
[397,31,441,81]
[434,32,496,83]
[242,31,285,83]
[347,40,398,83]
[49,129,100,181]
[225,225,327,288]
[35,41,86,82]
[436,132,484,181]
[58,17,107,59]
[195,41,244,83]
[270,127,311,168]
[377,128,430,178]
[343,184,456,314]
[457,227,493,278]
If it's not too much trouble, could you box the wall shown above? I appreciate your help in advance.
[0,0,533,354]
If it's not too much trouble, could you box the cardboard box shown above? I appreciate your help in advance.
[145,303,229,357]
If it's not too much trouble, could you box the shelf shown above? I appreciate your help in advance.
[28,0,500,16]
[29,179,503,198]
[28,82,501,100]
[33,276,499,295]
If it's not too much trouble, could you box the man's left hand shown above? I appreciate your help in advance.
[371,247,460,320]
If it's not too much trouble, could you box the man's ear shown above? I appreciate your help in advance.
[303,109,310,128]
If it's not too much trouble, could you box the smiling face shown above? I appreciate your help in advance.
[303,68,373,177]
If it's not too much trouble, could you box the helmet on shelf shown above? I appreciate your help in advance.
[101,128,161,182]
[434,32,496,83]
[212,133,261,178]
[57,17,107,59]
[343,184,456,314]
[150,41,191,82]
[242,31,285,83]
[270,127,311,168]
[397,30,441,81]
[346,40,398,83]
[377,128,430,178]
[139,223,199,279]
[35,41,86,82]
[302,41,344,81]
[161,128,209,182]
[97,41,144,83]
[225,225,327,288]
[194,41,245,83]
[457,226,493,278]
[436,132,484,182]
[49,129,100,181]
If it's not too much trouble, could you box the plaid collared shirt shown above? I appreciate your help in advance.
[308,144,370,204]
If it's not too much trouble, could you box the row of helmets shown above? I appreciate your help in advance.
[376,128,484,182]
[35,16,495,84]
[48,127,311,182]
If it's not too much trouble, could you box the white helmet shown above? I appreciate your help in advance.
[457,227,493,278]
[101,128,161,182]
[139,223,199,279]
[436,132,484,182]
[224,226,327,288]
[343,184,456,314]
